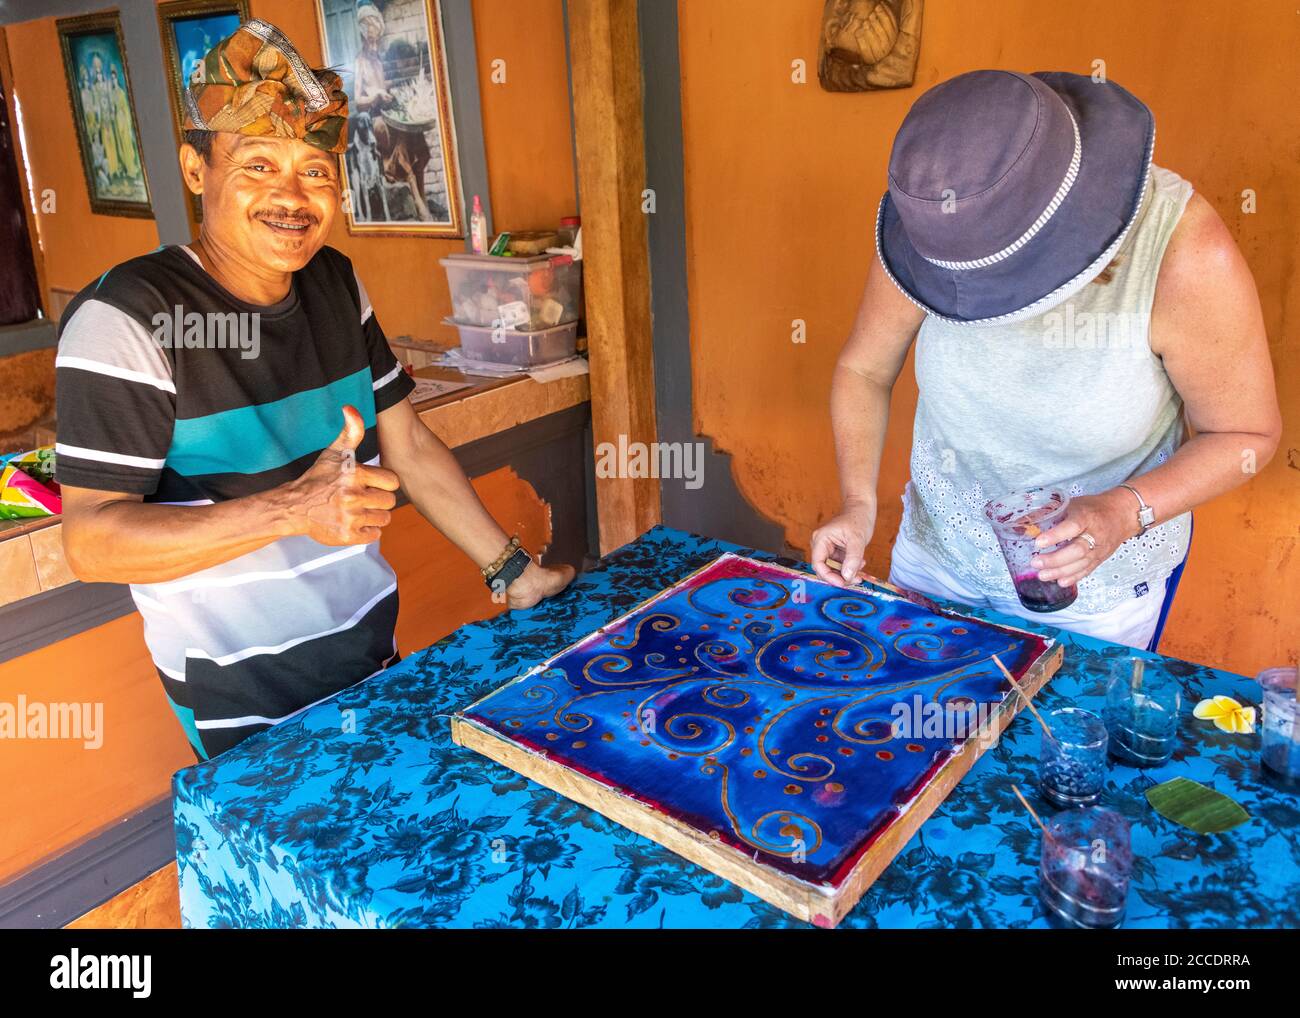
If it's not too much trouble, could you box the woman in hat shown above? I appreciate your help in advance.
[810,70,1280,649]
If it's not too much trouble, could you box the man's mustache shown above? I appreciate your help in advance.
[254,210,319,226]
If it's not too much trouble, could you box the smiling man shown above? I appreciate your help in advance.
[54,20,573,759]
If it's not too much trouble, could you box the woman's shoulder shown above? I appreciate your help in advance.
[1140,165,1240,297]
[1150,180,1259,356]
[1157,187,1245,298]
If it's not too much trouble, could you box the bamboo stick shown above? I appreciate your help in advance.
[1011,783,1055,844]
[992,654,1057,747]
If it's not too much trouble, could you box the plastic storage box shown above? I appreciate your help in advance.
[441,253,582,332]
[446,318,579,368]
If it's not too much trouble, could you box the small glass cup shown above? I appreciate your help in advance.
[1103,657,1181,767]
[983,487,1078,613]
[1258,667,1300,791]
[1038,707,1108,808]
[1039,806,1132,928]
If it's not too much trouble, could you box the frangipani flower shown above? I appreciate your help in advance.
[1193,695,1256,734]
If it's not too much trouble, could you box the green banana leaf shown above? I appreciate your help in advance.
[1146,777,1251,834]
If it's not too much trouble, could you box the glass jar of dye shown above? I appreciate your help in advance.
[1258,667,1299,790]
[1039,807,1132,929]
[983,487,1077,613]
[1038,707,1108,808]
[1103,657,1181,768]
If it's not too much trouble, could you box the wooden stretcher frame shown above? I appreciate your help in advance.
[452,556,1064,927]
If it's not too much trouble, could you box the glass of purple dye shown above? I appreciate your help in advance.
[1039,807,1132,929]
[1258,667,1300,791]
[984,486,1078,613]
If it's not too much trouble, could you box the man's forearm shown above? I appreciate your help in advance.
[394,423,512,569]
[66,405,409,585]
[64,490,294,584]
[830,362,894,508]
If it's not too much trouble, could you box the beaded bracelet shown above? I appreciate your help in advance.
[482,535,522,580]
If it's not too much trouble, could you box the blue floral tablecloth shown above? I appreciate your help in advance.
[173,526,1300,928]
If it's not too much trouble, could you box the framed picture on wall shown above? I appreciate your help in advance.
[157,0,250,220]
[316,0,464,236]
[56,12,152,218]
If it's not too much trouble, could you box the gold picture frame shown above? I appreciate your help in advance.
[156,0,251,221]
[56,12,152,218]
[316,0,464,237]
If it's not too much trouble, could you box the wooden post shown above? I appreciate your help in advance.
[567,0,662,554]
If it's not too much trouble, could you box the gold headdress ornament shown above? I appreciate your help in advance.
[182,18,348,154]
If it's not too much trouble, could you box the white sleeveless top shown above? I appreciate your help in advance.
[900,164,1193,614]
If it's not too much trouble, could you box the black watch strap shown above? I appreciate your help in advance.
[486,547,531,593]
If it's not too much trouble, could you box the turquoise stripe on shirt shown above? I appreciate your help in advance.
[165,367,374,477]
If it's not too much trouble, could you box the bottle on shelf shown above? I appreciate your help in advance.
[557,215,580,249]
[470,195,489,255]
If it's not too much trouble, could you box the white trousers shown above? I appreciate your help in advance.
[887,528,1165,650]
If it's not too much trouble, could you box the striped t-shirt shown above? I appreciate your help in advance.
[55,244,415,759]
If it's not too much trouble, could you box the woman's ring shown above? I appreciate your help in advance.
[1079,532,1097,551]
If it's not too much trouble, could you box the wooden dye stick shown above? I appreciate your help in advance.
[1132,657,1145,694]
[992,654,1057,747]
[1011,784,1054,843]
[825,557,867,585]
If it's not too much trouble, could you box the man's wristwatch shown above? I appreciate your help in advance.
[1118,483,1155,536]
[483,535,532,592]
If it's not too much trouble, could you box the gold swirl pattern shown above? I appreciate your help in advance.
[745,809,825,859]
[818,593,882,630]
[583,651,696,687]
[752,628,885,689]
[701,683,752,709]
[660,712,736,755]
[476,681,561,720]
[608,613,680,648]
[893,630,979,663]
[730,620,776,655]
[755,692,846,780]
[714,764,822,857]
[829,661,986,745]
[555,708,593,733]
[687,577,791,619]
[694,639,746,671]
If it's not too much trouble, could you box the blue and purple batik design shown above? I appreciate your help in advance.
[458,554,1052,890]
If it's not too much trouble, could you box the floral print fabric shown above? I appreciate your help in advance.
[174,526,1299,928]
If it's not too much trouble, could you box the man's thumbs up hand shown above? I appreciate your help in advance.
[328,404,367,455]
[277,405,402,546]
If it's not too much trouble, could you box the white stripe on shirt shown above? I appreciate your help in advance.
[184,580,397,666]
[55,355,178,394]
[372,363,401,391]
[151,543,369,596]
[55,442,166,471]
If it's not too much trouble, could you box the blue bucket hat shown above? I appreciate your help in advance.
[875,70,1155,326]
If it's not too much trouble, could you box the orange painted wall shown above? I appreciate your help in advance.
[0,0,576,343]
[677,0,1298,677]
[246,0,576,344]
[0,469,552,882]
[0,610,192,882]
